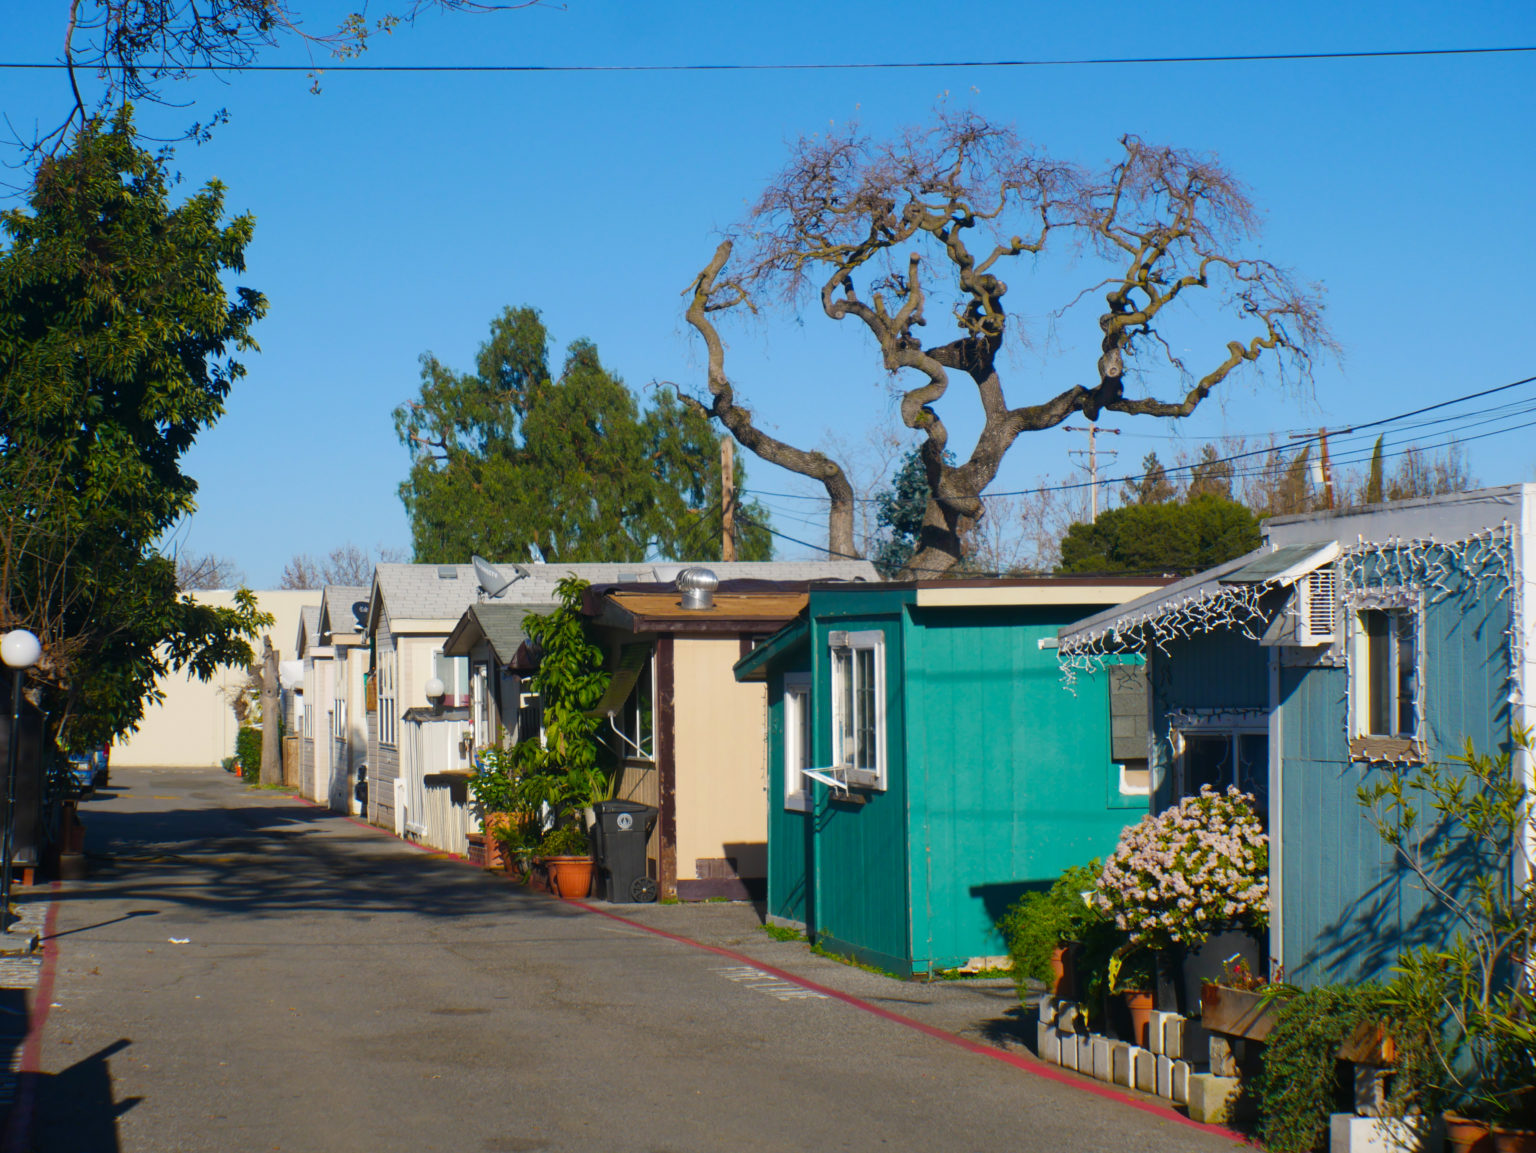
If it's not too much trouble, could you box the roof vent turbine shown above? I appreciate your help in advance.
[677,567,718,611]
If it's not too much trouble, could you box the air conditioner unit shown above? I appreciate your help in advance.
[1296,567,1338,646]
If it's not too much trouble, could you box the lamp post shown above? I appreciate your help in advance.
[0,630,41,931]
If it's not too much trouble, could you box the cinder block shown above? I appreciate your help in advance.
[1091,1036,1113,1082]
[1134,1047,1156,1093]
[1353,1066,1391,1117]
[1077,1034,1093,1072]
[1148,1010,1174,1055]
[1036,1022,1060,1064]
[1328,1113,1438,1153]
[1163,1013,1186,1058]
[1055,1001,1083,1034]
[1060,1032,1078,1071]
[1111,1041,1132,1086]
[1156,1054,1174,1098]
[1186,1074,1240,1125]
[1183,1019,1211,1068]
[1172,1060,1191,1105]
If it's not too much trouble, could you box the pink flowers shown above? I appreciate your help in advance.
[1096,785,1270,950]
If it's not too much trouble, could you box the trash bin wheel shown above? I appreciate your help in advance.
[630,876,658,903]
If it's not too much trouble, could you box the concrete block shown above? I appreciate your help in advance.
[1111,1041,1132,1086]
[1055,1001,1083,1034]
[1036,1022,1060,1064]
[1183,1019,1211,1068]
[1156,1054,1173,1099]
[1186,1073,1240,1124]
[1076,1034,1093,1072]
[1209,1033,1239,1077]
[1091,1036,1113,1082]
[1059,1032,1078,1071]
[1353,1065,1391,1117]
[1135,1048,1157,1093]
[1163,1013,1187,1058]
[1148,1009,1174,1055]
[1328,1113,1438,1153]
[1172,1060,1191,1105]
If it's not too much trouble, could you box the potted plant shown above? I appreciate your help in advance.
[1360,729,1536,1145]
[539,825,594,899]
[1095,784,1270,1014]
[998,861,1103,1001]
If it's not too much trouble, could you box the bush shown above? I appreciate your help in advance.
[998,861,1104,987]
[539,826,591,857]
[236,726,262,782]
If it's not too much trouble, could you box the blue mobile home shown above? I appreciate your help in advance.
[734,576,1170,977]
[1057,486,1534,988]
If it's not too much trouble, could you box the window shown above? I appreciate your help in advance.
[1173,723,1270,824]
[432,652,470,708]
[1353,607,1418,739]
[617,652,655,760]
[783,673,811,812]
[333,695,346,740]
[829,630,886,790]
[378,652,398,747]
[472,661,491,747]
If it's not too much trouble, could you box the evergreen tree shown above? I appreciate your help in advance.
[1058,495,1261,576]
[1122,452,1176,505]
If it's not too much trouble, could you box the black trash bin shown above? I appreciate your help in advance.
[590,800,658,903]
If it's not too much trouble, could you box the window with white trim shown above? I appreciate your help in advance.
[432,652,470,708]
[333,694,346,740]
[829,629,886,790]
[379,651,398,747]
[783,673,811,812]
[1351,605,1419,740]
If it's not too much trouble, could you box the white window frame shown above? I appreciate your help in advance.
[1348,592,1423,742]
[829,629,887,791]
[379,651,398,748]
[432,650,470,708]
[783,673,812,813]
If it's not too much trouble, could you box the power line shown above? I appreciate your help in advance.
[2,44,1531,75]
[739,373,1536,505]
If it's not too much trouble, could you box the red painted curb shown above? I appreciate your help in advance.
[2,882,62,1153]
[568,899,1251,1146]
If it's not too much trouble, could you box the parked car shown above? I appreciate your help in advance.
[66,752,96,797]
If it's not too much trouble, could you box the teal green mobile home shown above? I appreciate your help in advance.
[734,577,1169,977]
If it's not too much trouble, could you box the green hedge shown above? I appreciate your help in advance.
[236,726,262,782]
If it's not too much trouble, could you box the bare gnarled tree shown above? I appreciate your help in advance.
[684,111,1332,579]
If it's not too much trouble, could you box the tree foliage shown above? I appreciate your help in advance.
[395,306,771,565]
[1121,452,1176,506]
[1057,495,1261,576]
[872,447,948,577]
[684,110,1331,578]
[0,110,270,745]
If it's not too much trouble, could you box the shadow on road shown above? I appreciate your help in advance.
[59,778,583,929]
[31,1037,138,1153]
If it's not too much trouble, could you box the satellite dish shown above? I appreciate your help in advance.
[472,555,528,599]
[350,601,368,631]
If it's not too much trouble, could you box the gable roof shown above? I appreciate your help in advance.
[441,602,555,664]
[296,606,321,657]
[318,585,369,642]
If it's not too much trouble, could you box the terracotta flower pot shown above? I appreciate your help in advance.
[1445,1113,1495,1153]
[1123,990,1155,1048]
[1493,1126,1536,1153]
[545,855,594,899]
[1049,943,1077,1000]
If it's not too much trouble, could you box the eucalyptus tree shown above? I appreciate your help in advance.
[684,111,1332,579]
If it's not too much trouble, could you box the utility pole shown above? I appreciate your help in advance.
[720,436,736,562]
[1063,424,1121,521]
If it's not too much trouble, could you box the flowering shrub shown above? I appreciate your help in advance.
[1096,785,1269,951]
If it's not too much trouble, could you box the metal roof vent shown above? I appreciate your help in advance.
[677,567,718,611]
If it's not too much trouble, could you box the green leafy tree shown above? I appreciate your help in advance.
[1186,444,1236,501]
[395,307,772,564]
[872,448,941,577]
[0,110,271,746]
[1058,495,1261,576]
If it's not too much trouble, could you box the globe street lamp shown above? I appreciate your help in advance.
[1,630,41,931]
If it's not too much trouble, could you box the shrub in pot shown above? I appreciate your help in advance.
[998,861,1103,1000]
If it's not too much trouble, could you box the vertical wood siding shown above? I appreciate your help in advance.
[906,606,1142,972]
[764,678,811,926]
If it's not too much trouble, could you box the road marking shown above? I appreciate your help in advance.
[710,965,827,1002]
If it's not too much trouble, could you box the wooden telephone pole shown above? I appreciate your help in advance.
[721,436,736,562]
[1063,424,1121,521]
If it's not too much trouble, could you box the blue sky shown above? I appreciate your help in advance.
[2,2,1532,584]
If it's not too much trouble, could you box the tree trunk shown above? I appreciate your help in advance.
[259,635,281,787]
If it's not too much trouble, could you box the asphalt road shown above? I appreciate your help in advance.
[29,768,1242,1153]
